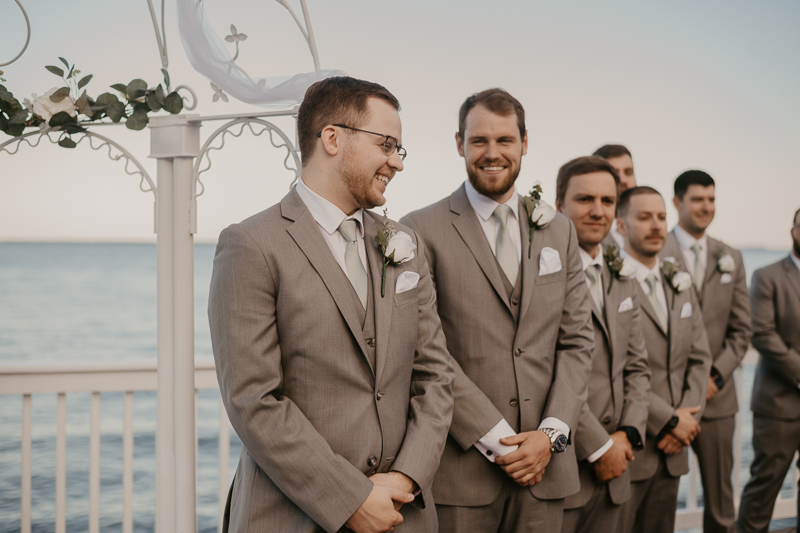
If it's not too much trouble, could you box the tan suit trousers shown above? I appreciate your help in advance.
[562,482,622,533]
[692,416,736,533]
[619,454,680,533]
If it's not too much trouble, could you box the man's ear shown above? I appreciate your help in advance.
[320,126,340,157]
[672,195,681,211]
[555,198,563,213]
[617,217,627,237]
[521,130,528,156]
[455,132,465,157]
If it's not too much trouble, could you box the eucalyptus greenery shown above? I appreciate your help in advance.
[0,58,184,148]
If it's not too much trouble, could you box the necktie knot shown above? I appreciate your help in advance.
[691,243,702,254]
[586,264,600,285]
[338,219,359,243]
[646,273,658,295]
[493,205,511,227]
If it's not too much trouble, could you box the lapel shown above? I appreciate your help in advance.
[518,195,539,325]
[602,261,620,358]
[783,256,800,303]
[664,272,683,367]
[450,185,512,313]
[282,190,373,374]
[363,211,394,384]
[700,237,721,302]
[637,272,668,337]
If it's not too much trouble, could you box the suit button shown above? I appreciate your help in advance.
[509,399,518,407]
[376,391,383,400]
[366,338,376,348]
[514,349,522,357]
[511,297,519,306]
[603,416,612,425]
[368,456,378,467]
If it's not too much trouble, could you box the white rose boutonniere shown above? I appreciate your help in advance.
[603,244,636,294]
[32,87,77,122]
[375,210,416,297]
[522,182,556,258]
[661,259,692,309]
[716,249,735,273]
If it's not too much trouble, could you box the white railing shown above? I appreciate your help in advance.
[0,349,796,532]
[0,360,231,533]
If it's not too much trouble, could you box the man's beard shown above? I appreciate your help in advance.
[466,161,520,199]
[630,231,665,259]
[339,145,384,210]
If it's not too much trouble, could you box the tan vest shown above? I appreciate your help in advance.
[349,255,376,369]
[494,255,523,325]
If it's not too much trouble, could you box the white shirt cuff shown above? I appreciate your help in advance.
[474,419,518,463]
[538,417,571,439]
[586,438,614,463]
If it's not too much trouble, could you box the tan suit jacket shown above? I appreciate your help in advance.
[661,232,752,419]
[629,266,712,481]
[750,256,800,419]
[564,261,651,509]
[208,189,455,532]
[401,184,595,506]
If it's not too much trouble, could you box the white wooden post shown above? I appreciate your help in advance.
[150,115,201,533]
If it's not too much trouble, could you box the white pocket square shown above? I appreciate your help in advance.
[395,271,419,294]
[680,301,693,318]
[539,247,562,276]
[618,297,633,313]
[720,273,733,284]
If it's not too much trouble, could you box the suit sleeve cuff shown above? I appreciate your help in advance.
[538,417,571,439]
[474,419,518,463]
[586,439,613,463]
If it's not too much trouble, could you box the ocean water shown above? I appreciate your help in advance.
[0,243,793,531]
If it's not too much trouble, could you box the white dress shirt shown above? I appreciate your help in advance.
[623,252,669,320]
[578,246,614,463]
[295,178,368,282]
[465,180,570,462]
[672,224,708,284]
[791,250,800,273]
[464,180,522,262]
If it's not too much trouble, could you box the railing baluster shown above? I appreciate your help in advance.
[21,394,32,533]
[56,392,66,533]
[89,392,101,533]
[734,367,744,503]
[218,398,230,533]
[123,391,134,533]
[688,448,698,509]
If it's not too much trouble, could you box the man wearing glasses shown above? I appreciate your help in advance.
[402,88,594,531]
[209,76,454,533]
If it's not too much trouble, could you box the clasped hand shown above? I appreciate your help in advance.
[657,406,701,456]
[346,472,416,533]
[593,431,633,482]
[496,430,552,487]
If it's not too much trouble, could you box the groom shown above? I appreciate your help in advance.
[208,76,454,533]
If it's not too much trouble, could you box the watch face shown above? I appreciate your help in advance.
[553,434,568,453]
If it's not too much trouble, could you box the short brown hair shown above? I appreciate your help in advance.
[458,88,525,141]
[555,156,621,205]
[618,186,662,219]
[297,76,400,166]
[794,207,800,226]
[593,144,632,160]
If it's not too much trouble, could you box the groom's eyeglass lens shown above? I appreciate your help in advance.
[318,124,407,160]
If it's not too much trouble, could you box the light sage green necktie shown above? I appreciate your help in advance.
[338,219,368,309]
[492,205,518,283]
[691,243,705,291]
[586,264,604,314]
[645,273,668,330]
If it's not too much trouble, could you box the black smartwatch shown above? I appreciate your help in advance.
[712,369,725,389]
[664,415,679,434]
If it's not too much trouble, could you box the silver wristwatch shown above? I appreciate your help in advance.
[539,428,568,453]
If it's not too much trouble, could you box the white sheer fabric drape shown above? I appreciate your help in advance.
[177,0,346,108]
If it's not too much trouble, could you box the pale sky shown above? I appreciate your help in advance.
[1,0,798,248]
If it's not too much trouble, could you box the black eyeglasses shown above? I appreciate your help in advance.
[317,124,407,160]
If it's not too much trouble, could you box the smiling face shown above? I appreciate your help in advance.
[457,104,528,203]
[338,97,404,211]
[674,184,715,237]
[557,171,618,256]
[619,192,668,265]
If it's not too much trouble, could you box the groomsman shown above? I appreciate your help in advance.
[209,77,455,533]
[402,88,594,531]
[660,170,752,533]
[593,144,637,248]
[614,186,712,533]
[555,156,651,533]
[738,208,800,533]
